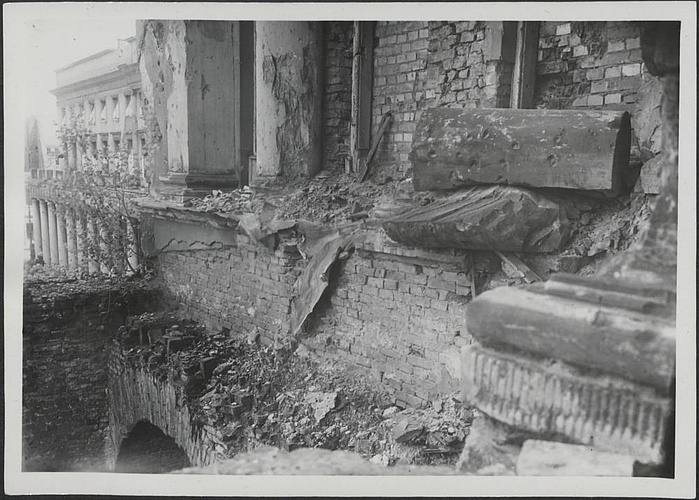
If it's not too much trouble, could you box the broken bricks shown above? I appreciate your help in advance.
[392,417,425,444]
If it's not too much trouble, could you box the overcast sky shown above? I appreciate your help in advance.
[24,18,137,146]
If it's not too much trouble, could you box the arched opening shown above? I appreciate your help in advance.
[115,420,191,473]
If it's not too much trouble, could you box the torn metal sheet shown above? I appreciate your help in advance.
[289,224,365,338]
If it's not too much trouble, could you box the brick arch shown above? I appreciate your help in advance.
[114,420,191,473]
[107,362,223,470]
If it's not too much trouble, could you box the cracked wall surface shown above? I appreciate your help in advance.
[255,22,323,183]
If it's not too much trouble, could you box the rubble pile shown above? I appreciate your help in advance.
[117,312,474,468]
[274,172,392,224]
[565,193,652,261]
[183,186,264,214]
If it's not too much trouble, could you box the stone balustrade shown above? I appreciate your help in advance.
[25,179,144,275]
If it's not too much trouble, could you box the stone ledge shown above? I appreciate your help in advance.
[461,343,671,464]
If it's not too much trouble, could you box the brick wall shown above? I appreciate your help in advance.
[535,21,646,110]
[371,21,514,179]
[371,21,430,176]
[155,234,302,345]
[153,218,473,408]
[323,21,353,172]
[107,359,223,469]
[22,285,157,471]
[427,21,512,109]
[299,242,472,408]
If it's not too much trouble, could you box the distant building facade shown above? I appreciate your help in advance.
[50,36,146,181]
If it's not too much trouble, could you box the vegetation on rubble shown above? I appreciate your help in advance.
[118,312,473,467]
[34,115,150,276]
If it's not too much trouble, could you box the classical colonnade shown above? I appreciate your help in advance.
[29,197,140,275]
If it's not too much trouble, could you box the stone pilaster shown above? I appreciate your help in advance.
[253,21,324,184]
[75,212,87,273]
[56,208,69,268]
[65,208,78,271]
[31,199,42,261]
[39,200,51,264]
[139,20,242,200]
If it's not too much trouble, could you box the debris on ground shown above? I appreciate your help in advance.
[179,169,655,298]
[117,313,474,468]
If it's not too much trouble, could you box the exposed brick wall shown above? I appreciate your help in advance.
[535,21,646,110]
[371,21,430,176]
[427,21,512,109]
[300,242,473,408]
[371,21,514,179]
[22,285,157,471]
[107,358,223,469]
[152,217,473,408]
[323,21,353,172]
[155,234,302,345]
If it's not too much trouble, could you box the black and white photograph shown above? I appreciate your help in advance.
[4,2,696,497]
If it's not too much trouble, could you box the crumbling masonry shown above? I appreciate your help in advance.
[24,20,678,475]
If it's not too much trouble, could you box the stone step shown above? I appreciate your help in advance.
[465,285,675,391]
[460,343,671,464]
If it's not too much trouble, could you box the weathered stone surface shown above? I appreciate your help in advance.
[392,417,425,443]
[543,272,674,317]
[176,446,458,475]
[635,154,662,194]
[139,21,241,197]
[411,107,633,193]
[255,21,324,183]
[466,285,675,391]
[455,413,519,474]
[304,391,339,423]
[383,186,570,253]
[516,439,635,476]
[461,344,671,464]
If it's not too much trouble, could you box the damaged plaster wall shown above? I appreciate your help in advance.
[139,20,187,192]
[139,20,240,195]
[255,22,324,183]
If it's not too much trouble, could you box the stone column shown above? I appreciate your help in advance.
[86,214,100,275]
[39,200,51,264]
[56,207,69,267]
[65,208,78,271]
[31,198,42,261]
[47,202,59,265]
[75,212,87,273]
[139,20,241,200]
[254,21,324,184]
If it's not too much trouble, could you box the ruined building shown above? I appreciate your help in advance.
[23,20,679,477]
